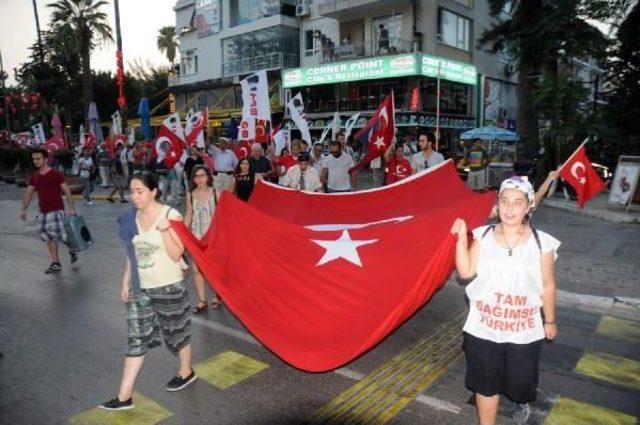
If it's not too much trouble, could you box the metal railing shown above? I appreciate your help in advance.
[222,52,300,77]
[304,37,414,64]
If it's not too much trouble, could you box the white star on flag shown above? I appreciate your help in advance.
[311,230,378,267]
[373,136,386,150]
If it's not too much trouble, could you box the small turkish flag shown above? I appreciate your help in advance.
[559,143,606,208]
[235,140,252,159]
[155,127,185,169]
[350,94,395,173]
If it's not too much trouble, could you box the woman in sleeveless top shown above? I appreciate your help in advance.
[232,157,261,202]
[451,176,560,425]
[184,165,221,313]
[101,174,195,411]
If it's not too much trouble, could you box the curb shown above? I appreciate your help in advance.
[556,290,640,321]
[544,199,640,225]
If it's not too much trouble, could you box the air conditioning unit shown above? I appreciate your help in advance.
[296,1,310,17]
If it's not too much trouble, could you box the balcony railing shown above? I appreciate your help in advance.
[222,52,300,77]
[304,37,415,64]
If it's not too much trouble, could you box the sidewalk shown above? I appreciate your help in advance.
[543,192,640,225]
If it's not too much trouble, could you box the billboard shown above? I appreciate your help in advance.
[195,0,221,38]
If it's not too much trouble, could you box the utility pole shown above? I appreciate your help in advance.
[114,0,127,126]
[31,0,45,63]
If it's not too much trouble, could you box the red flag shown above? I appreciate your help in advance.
[350,94,395,173]
[235,140,252,159]
[44,135,65,156]
[154,113,187,169]
[559,143,606,208]
[171,161,494,371]
[185,109,205,148]
[107,134,127,154]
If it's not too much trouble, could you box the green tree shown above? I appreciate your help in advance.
[157,26,178,66]
[48,0,113,117]
[480,0,631,158]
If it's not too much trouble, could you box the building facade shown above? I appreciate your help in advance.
[171,0,519,147]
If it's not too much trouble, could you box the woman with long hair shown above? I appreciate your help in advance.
[231,157,261,202]
[184,165,221,313]
[102,174,195,411]
[451,176,560,425]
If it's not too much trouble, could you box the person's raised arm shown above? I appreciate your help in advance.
[450,218,479,280]
[157,213,185,262]
[534,168,560,208]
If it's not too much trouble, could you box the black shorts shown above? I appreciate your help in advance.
[463,333,543,403]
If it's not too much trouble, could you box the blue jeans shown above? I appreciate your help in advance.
[80,176,94,201]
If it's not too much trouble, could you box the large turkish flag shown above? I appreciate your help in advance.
[559,143,606,208]
[171,161,494,371]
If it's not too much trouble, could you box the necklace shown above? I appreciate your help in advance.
[500,224,525,256]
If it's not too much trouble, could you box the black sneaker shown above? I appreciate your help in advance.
[120,199,129,203]
[166,369,197,391]
[45,262,61,274]
[69,250,78,264]
[98,396,133,411]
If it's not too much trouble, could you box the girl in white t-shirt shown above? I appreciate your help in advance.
[451,176,560,425]
[100,174,196,411]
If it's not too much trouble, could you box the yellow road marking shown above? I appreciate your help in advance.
[304,309,467,425]
[596,316,640,345]
[575,351,640,391]
[69,392,172,425]
[544,397,637,425]
[193,350,269,390]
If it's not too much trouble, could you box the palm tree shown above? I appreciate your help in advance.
[157,26,179,66]
[48,0,112,116]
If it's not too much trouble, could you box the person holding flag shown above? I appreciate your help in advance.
[383,142,412,185]
[322,140,356,193]
[451,176,560,425]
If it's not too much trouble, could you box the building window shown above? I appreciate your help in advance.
[222,26,300,76]
[181,50,198,76]
[373,14,406,54]
[229,0,295,26]
[438,9,471,52]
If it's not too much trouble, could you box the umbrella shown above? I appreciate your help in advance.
[138,98,152,140]
[87,102,104,144]
[460,125,519,142]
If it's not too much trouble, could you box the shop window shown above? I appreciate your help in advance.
[438,9,471,51]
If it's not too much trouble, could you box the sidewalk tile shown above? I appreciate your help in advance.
[597,316,640,345]
[69,392,172,425]
[575,351,640,391]
[194,350,269,390]
[544,397,637,425]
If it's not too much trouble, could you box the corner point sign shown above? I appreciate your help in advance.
[282,53,477,88]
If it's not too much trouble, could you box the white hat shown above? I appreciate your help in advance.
[499,175,535,207]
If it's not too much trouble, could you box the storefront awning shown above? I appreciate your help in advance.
[282,53,477,88]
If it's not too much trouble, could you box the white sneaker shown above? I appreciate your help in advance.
[86,201,94,205]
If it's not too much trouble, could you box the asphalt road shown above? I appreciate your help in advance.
[1,180,638,425]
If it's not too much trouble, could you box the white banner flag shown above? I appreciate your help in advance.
[344,112,360,137]
[318,120,333,145]
[111,110,123,135]
[128,126,136,146]
[287,93,311,144]
[239,70,271,141]
[32,123,46,145]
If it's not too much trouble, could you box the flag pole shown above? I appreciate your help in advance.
[435,62,441,151]
[557,138,588,173]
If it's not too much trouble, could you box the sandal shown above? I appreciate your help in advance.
[192,300,208,314]
[210,296,222,309]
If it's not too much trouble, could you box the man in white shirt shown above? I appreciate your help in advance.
[322,141,356,193]
[77,149,95,204]
[310,142,325,174]
[282,152,323,192]
[208,137,238,192]
[410,132,445,174]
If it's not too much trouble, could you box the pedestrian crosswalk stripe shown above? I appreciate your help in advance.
[304,308,467,425]
[69,391,172,425]
[544,397,637,425]
[575,351,640,391]
[596,316,640,345]
[193,350,269,390]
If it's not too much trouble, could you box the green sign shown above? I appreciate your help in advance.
[282,53,478,88]
[421,54,477,85]
[282,54,420,88]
